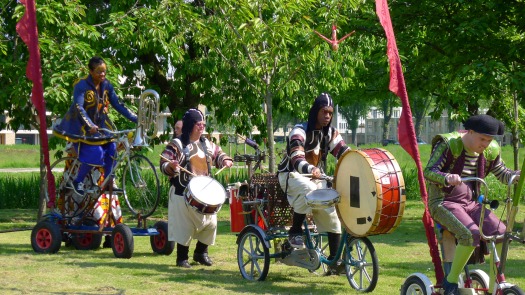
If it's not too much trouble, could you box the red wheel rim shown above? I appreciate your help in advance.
[153,230,166,249]
[114,232,124,253]
[36,229,52,249]
[77,234,92,247]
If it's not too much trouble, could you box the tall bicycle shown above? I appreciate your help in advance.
[31,89,173,258]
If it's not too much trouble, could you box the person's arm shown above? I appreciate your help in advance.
[328,127,350,160]
[490,155,520,184]
[288,128,315,174]
[424,140,453,186]
[209,139,233,168]
[160,140,182,177]
[72,82,97,130]
[106,83,138,123]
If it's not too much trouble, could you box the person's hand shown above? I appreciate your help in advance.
[168,159,180,171]
[89,125,99,134]
[445,173,461,186]
[312,167,322,179]
[224,159,233,168]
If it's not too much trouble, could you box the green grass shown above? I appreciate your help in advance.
[0,201,524,294]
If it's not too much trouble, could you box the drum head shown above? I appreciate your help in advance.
[334,149,405,237]
[305,189,340,208]
[187,176,226,206]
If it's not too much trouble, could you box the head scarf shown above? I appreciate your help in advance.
[307,93,334,133]
[463,114,504,136]
[181,108,204,145]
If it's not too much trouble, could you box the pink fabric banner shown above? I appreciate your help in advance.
[375,0,444,283]
[16,0,56,208]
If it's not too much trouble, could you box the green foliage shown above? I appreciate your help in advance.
[0,174,40,209]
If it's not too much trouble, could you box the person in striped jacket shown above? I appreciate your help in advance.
[277,93,350,275]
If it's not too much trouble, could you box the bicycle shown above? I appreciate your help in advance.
[232,140,379,292]
[401,176,525,295]
[31,89,173,258]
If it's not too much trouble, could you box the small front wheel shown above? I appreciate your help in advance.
[237,227,270,281]
[343,236,379,292]
[122,155,160,218]
[502,285,525,295]
[150,221,174,255]
[111,223,134,259]
[400,275,428,295]
[31,221,62,254]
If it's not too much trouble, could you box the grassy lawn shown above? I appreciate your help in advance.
[0,201,524,294]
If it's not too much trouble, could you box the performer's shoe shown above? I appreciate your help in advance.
[176,260,192,268]
[442,277,459,295]
[325,260,345,276]
[288,234,305,249]
[72,181,85,196]
[193,253,213,266]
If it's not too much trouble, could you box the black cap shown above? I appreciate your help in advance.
[463,114,504,136]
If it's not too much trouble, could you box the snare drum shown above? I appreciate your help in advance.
[184,176,226,214]
[305,189,340,209]
[334,148,405,237]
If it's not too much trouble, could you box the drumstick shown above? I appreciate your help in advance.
[214,165,228,176]
[159,154,196,176]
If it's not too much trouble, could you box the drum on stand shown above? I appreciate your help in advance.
[334,148,405,237]
[184,176,226,214]
[305,189,340,209]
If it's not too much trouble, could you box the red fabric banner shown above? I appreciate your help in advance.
[375,0,444,283]
[16,0,56,208]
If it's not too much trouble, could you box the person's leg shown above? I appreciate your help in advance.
[193,240,213,266]
[73,143,104,195]
[102,142,117,186]
[176,243,191,268]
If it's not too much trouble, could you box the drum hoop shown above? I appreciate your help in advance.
[334,148,405,237]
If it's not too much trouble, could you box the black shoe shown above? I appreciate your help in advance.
[176,260,192,268]
[193,253,213,266]
[72,181,85,196]
[442,277,459,295]
[102,236,111,248]
[325,260,345,276]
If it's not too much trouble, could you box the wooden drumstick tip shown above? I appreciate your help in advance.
[215,165,228,176]
[159,154,196,176]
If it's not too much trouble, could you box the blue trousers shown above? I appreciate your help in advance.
[74,142,117,183]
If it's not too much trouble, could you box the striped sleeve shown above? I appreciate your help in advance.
[490,155,518,185]
[288,127,313,174]
[160,139,183,177]
[328,127,349,159]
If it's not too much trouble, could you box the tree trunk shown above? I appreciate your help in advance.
[265,90,275,173]
[37,146,46,220]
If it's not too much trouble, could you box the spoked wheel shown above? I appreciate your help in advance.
[122,155,160,218]
[71,220,103,250]
[111,223,134,259]
[237,227,270,281]
[48,156,96,219]
[150,221,174,255]
[465,270,489,295]
[31,221,62,254]
[343,236,379,292]
[309,232,329,275]
[502,285,525,295]
[400,275,429,295]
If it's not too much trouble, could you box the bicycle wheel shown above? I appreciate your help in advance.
[343,236,379,292]
[400,275,429,295]
[122,154,160,218]
[503,285,525,295]
[48,157,94,219]
[309,232,329,275]
[467,270,489,295]
[237,227,270,281]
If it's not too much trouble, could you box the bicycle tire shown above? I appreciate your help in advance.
[122,154,160,218]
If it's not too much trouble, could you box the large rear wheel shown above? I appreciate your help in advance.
[150,221,174,255]
[122,155,160,218]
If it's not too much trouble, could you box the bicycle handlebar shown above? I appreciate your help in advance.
[98,127,135,135]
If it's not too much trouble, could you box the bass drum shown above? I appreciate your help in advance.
[334,148,405,237]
